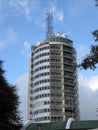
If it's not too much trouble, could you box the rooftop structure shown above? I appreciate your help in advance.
[23,119,98,130]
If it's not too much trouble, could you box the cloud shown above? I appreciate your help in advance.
[0,1,8,23]
[0,27,18,49]
[49,1,64,22]
[0,0,41,22]
[21,41,31,58]
[35,1,64,30]
[15,73,28,122]
[9,0,40,20]
[79,76,98,120]
[79,75,98,92]
[76,44,90,62]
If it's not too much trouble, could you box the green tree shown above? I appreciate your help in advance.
[0,60,22,130]
[79,43,98,70]
[79,0,98,70]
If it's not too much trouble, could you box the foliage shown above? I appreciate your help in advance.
[79,45,98,70]
[0,60,22,130]
[79,28,98,70]
[79,1,98,70]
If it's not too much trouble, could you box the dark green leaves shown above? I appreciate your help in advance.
[0,60,22,130]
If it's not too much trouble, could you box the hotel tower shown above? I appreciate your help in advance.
[28,12,79,123]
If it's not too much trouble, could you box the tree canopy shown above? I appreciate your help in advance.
[79,1,98,70]
[0,60,22,130]
[79,30,98,70]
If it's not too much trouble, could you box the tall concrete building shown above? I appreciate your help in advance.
[28,34,80,123]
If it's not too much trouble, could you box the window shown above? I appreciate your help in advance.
[34,45,49,53]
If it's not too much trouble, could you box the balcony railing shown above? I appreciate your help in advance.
[64,81,75,86]
[64,68,75,73]
[64,75,74,80]
[64,55,74,60]
[50,112,64,115]
[64,89,74,94]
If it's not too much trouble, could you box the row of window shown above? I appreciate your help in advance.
[34,52,49,59]
[50,45,61,50]
[33,101,62,115]
[51,108,62,113]
[51,65,61,69]
[33,79,62,86]
[49,37,71,44]
[34,59,49,66]
[64,88,74,92]
[34,58,61,66]
[34,46,49,53]
[34,51,61,61]
[34,65,49,72]
[65,95,74,99]
[33,86,50,93]
[34,116,63,122]
[34,68,61,79]
[34,72,50,79]
[33,101,62,109]
[51,101,62,106]
[32,100,50,108]
[33,93,62,100]
[50,59,61,62]
[34,65,62,73]
[33,93,50,100]
[34,44,64,55]
[65,103,75,108]
[50,52,61,56]
[34,79,49,86]
[34,116,50,122]
[33,108,50,115]
[63,48,73,53]
[33,86,61,93]
[51,116,63,121]
[51,94,62,98]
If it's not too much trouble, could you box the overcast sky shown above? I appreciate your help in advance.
[1,0,98,122]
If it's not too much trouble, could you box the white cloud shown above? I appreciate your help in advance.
[49,2,64,22]
[0,1,7,23]
[35,1,64,30]
[15,73,28,122]
[77,74,98,120]
[0,27,18,49]
[79,76,98,120]
[0,0,41,22]
[22,40,31,58]
[79,75,98,92]
[24,41,31,50]
[9,0,40,20]
[77,45,88,61]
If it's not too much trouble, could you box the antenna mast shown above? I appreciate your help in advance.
[46,11,53,40]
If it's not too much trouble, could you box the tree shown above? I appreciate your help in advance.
[79,1,98,70]
[79,43,98,70]
[0,60,22,130]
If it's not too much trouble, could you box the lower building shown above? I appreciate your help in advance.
[23,119,98,130]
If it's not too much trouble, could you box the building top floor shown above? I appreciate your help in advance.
[31,35,73,51]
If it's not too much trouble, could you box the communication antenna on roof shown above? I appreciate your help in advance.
[46,11,53,40]
[65,32,71,39]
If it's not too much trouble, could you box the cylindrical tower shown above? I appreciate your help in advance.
[28,35,80,123]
